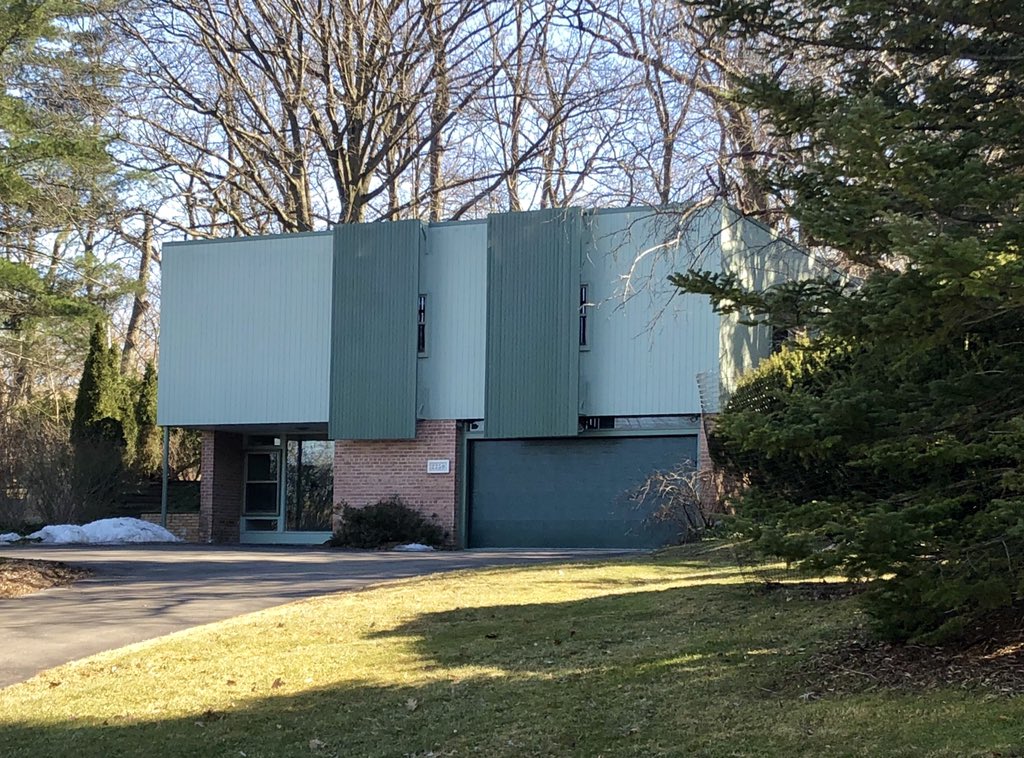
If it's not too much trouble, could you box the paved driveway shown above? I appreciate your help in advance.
[0,544,625,688]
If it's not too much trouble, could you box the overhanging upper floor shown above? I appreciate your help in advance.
[157,203,820,436]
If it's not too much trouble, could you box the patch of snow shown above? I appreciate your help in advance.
[0,532,21,544]
[393,543,435,552]
[28,517,181,545]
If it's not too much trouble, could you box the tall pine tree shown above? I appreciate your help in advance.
[677,0,1024,641]
[71,322,125,446]
[133,361,161,477]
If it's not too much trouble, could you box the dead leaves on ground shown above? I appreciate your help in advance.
[0,557,91,598]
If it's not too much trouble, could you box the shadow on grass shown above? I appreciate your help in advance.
[0,580,1011,758]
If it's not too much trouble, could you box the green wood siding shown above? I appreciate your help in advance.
[578,207,721,417]
[157,233,333,428]
[718,206,820,397]
[468,435,697,548]
[329,221,422,439]
[484,208,583,438]
[417,222,487,419]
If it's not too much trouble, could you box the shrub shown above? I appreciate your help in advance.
[712,330,1024,643]
[629,459,722,542]
[329,497,446,549]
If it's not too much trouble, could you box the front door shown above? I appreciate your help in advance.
[242,449,281,532]
[240,435,335,542]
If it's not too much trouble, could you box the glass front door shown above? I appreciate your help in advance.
[243,450,281,531]
[241,435,334,539]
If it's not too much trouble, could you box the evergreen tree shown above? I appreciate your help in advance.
[133,361,161,476]
[69,321,127,516]
[677,0,1024,641]
[0,0,115,219]
[71,322,124,445]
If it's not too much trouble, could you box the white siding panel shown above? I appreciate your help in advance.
[579,207,722,417]
[158,233,333,427]
[417,222,487,419]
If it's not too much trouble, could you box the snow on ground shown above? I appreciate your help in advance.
[393,543,435,552]
[0,532,20,544]
[26,518,181,545]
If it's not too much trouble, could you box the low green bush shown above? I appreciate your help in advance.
[329,497,446,549]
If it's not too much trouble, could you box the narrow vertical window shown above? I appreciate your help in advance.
[417,294,427,355]
[579,284,589,347]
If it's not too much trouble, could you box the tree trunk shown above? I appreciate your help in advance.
[122,214,154,373]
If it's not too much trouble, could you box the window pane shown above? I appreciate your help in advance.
[417,294,427,354]
[579,284,589,347]
[247,452,278,481]
[244,483,279,515]
[286,440,334,531]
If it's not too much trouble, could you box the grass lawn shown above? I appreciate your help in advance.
[1,543,1021,757]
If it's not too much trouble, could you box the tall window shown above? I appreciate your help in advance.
[579,284,590,347]
[417,294,427,355]
[286,440,333,532]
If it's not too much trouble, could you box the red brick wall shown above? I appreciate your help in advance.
[697,413,730,516]
[200,430,244,544]
[333,419,458,543]
[139,512,201,543]
[697,414,714,473]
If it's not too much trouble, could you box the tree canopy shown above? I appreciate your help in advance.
[677,0,1024,641]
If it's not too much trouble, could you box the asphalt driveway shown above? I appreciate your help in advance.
[0,544,626,688]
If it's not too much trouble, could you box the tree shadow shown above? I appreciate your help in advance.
[0,580,1015,757]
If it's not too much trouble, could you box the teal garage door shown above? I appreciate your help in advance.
[468,435,698,548]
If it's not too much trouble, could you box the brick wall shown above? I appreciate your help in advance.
[697,413,732,517]
[697,414,714,473]
[333,419,458,543]
[200,430,244,543]
[139,512,201,543]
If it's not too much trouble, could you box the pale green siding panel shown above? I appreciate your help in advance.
[485,208,582,438]
[157,233,333,427]
[329,221,421,439]
[579,207,721,417]
[417,222,487,419]
[718,207,819,397]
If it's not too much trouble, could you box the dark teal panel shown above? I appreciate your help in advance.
[485,208,582,438]
[468,435,698,548]
[329,221,422,440]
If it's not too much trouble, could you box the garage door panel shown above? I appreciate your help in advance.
[469,518,673,550]
[469,436,697,548]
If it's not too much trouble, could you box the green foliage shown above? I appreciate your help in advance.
[132,362,161,477]
[68,322,163,511]
[0,0,123,426]
[716,298,1024,641]
[0,0,116,222]
[668,270,847,330]
[0,258,98,331]
[70,322,123,445]
[682,0,1024,641]
[329,497,446,549]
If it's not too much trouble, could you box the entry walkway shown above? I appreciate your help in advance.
[0,544,625,688]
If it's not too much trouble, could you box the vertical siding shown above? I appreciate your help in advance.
[579,207,721,417]
[329,221,422,440]
[718,207,819,397]
[157,233,333,427]
[485,208,582,438]
[417,222,487,419]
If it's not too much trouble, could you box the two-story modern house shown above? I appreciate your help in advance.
[157,203,814,548]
